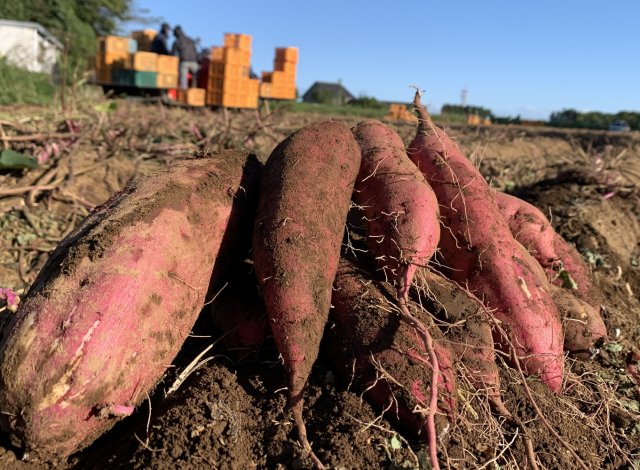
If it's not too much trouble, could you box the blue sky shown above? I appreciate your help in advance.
[125,1,640,119]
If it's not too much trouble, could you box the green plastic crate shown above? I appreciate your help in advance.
[112,69,157,88]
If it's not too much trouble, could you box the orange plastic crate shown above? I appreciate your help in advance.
[274,60,297,74]
[97,51,129,68]
[178,88,206,107]
[131,30,156,52]
[129,52,157,72]
[223,48,251,66]
[275,47,298,63]
[224,33,252,51]
[157,73,178,89]
[96,66,113,83]
[211,47,224,61]
[156,55,178,75]
[98,36,129,54]
[249,78,260,94]
[259,82,272,98]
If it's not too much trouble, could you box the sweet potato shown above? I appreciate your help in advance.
[549,284,607,353]
[0,151,261,460]
[552,234,601,306]
[407,92,564,392]
[252,120,361,465]
[209,278,268,352]
[411,269,500,399]
[494,191,558,266]
[328,259,457,439]
[351,120,440,300]
[494,191,600,307]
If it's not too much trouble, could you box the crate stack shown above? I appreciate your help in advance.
[131,29,156,52]
[385,104,417,123]
[260,47,298,100]
[204,33,260,108]
[95,34,186,95]
[95,35,156,86]
[95,36,129,84]
[156,54,179,89]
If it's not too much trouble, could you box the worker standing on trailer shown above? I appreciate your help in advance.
[172,26,199,89]
[150,23,171,55]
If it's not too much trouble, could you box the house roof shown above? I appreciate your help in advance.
[302,81,355,101]
[0,19,63,49]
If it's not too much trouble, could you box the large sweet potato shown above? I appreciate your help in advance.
[328,259,457,439]
[252,120,361,464]
[494,191,601,307]
[0,151,261,460]
[209,273,269,353]
[351,120,440,300]
[407,92,564,392]
[549,284,607,353]
[411,269,500,399]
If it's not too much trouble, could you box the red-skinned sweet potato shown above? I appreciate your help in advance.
[494,191,558,266]
[549,284,607,353]
[351,120,440,300]
[0,151,261,460]
[209,279,269,353]
[407,92,564,392]
[252,120,361,465]
[411,269,500,399]
[494,191,601,307]
[328,259,457,439]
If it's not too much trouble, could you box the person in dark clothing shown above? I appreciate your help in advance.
[172,26,199,89]
[150,23,171,55]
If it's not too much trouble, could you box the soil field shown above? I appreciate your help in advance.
[0,101,639,469]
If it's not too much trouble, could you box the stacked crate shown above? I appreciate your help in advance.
[95,35,159,86]
[112,50,158,87]
[385,104,417,123]
[178,88,206,107]
[260,47,298,100]
[131,29,156,52]
[156,55,179,89]
[205,33,260,108]
[95,36,129,83]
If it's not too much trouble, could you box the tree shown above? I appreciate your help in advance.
[0,0,133,70]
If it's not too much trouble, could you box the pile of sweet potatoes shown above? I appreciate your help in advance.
[0,96,608,468]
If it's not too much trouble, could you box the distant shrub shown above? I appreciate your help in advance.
[0,58,57,106]
[347,95,386,110]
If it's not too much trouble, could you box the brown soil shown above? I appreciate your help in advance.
[1,101,639,469]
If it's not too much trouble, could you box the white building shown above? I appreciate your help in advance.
[0,19,63,74]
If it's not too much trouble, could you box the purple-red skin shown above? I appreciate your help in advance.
[0,152,261,460]
[329,259,457,437]
[209,283,269,352]
[0,288,20,312]
[494,192,558,266]
[548,284,607,352]
[351,120,440,300]
[494,191,600,307]
[407,93,564,392]
[252,121,361,431]
[411,268,501,399]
